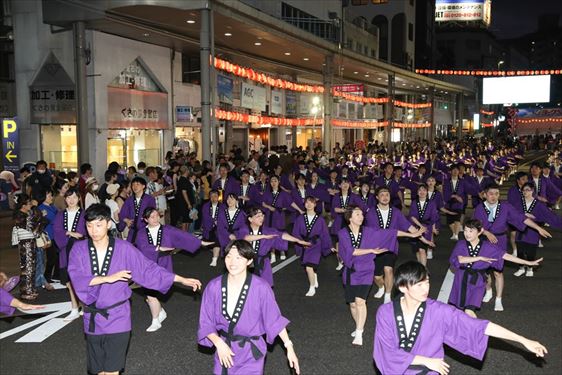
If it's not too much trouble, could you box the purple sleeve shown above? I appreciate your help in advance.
[67,243,101,306]
[373,304,415,374]
[271,228,288,251]
[337,229,353,266]
[53,211,67,250]
[118,199,133,231]
[396,210,413,231]
[539,203,562,229]
[237,225,249,239]
[197,278,219,347]
[0,288,16,316]
[506,203,527,231]
[441,303,490,360]
[126,242,176,294]
[260,282,290,344]
[449,241,465,269]
[168,226,202,253]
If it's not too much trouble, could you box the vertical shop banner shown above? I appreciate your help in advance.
[271,90,284,115]
[2,117,19,173]
[299,94,310,115]
[217,75,233,105]
[241,82,266,112]
[176,106,194,123]
[286,92,297,115]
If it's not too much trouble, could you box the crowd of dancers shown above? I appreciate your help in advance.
[1,135,561,375]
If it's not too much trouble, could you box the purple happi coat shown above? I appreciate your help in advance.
[68,238,175,335]
[212,177,240,199]
[472,201,526,252]
[408,199,439,242]
[118,193,156,243]
[198,274,289,375]
[515,198,562,245]
[365,206,412,253]
[292,213,331,266]
[262,190,291,230]
[442,177,466,211]
[217,207,247,250]
[201,201,221,241]
[449,240,504,310]
[307,182,329,208]
[237,226,287,287]
[248,182,269,207]
[135,224,202,272]
[53,208,87,269]
[237,183,252,208]
[330,193,354,236]
[337,226,398,286]
[374,298,490,375]
[0,288,15,316]
[352,192,377,213]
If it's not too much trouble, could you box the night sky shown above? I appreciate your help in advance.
[489,0,562,39]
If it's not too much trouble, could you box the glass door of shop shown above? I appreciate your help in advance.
[40,125,78,171]
[107,136,127,168]
[107,129,162,168]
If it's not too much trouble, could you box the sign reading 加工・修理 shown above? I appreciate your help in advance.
[2,117,20,174]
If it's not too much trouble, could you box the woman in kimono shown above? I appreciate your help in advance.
[408,184,440,266]
[201,190,222,267]
[449,219,542,318]
[513,182,562,277]
[238,207,310,287]
[291,196,332,297]
[53,188,86,321]
[198,240,300,375]
[217,194,247,255]
[338,205,422,346]
[118,176,156,243]
[136,207,214,332]
[261,175,292,263]
[68,204,201,375]
[374,261,547,375]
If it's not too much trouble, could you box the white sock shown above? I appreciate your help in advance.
[384,292,391,303]
[355,329,364,336]
[70,308,78,315]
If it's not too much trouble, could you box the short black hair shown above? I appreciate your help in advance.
[375,186,390,196]
[522,182,535,191]
[104,170,117,182]
[209,189,219,196]
[514,171,527,181]
[143,207,159,220]
[393,261,429,297]
[85,203,111,222]
[246,206,264,218]
[64,188,81,199]
[304,195,317,204]
[343,204,363,225]
[417,183,428,191]
[485,183,500,192]
[137,162,147,169]
[463,218,483,231]
[80,163,92,175]
[530,161,541,169]
[36,160,47,168]
[131,176,147,186]
[224,240,255,261]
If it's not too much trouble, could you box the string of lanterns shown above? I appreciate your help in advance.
[213,57,324,93]
[516,118,562,124]
[393,122,431,128]
[331,119,389,128]
[480,109,494,115]
[415,69,562,76]
[332,90,432,108]
[214,109,323,126]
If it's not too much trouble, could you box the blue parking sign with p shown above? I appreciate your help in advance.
[2,117,20,174]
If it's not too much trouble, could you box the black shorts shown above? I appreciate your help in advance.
[203,228,218,243]
[446,210,462,225]
[374,253,397,276]
[344,284,371,304]
[86,331,131,374]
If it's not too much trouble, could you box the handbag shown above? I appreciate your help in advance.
[189,207,199,221]
[36,232,52,249]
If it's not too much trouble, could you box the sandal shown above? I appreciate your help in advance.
[20,293,38,301]
[43,283,55,291]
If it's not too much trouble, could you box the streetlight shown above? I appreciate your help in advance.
[310,96,321,148]
[497,60,505,70]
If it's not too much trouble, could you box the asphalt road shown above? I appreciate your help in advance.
[1,153,561,375]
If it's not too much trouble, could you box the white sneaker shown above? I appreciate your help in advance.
[555,204,560,210]
[352,332,363,346]
[450,234,458,240]
[335,262,344,271]
[146,320,162,332]
[280,254,287,261]
[374,286,385,299]
[63,309,80,322]
[305,286,316,297]
[427,249,433,259]
[525,268,534,277]
[270,254,277,263]
[351,331,356,337]
[482,288,493,303]
[314,274,319,288]
[383,293,391,304]
[544,222,550,227]
[494,298,504,312]
[538,240,544,248]
[158,308,167,323]
[513,267,525,277]
[512,248,518,257]
[209,257,218,267]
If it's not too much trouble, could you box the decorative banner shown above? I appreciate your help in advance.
[286,92,297,115]
[241,82,266,112]
[214,109,323,127]
[2,117,20,174]
[214,57,324,93]
[271,90,284,115]
[393,122,431,128]
[217,74,233,105]
[331,119,389,128]
[333,84,364,95]
[393,100,432,109]
[416,69,562,76]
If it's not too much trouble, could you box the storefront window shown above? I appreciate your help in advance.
[107,129,162,168]
[40,125,77,171]
[175,126,201,160]
[296,128,322,149]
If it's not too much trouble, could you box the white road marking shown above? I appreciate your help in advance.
[437,269,455,303]
[0,304,71,340]
[15,318,73,343]
[272,255,299,273]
